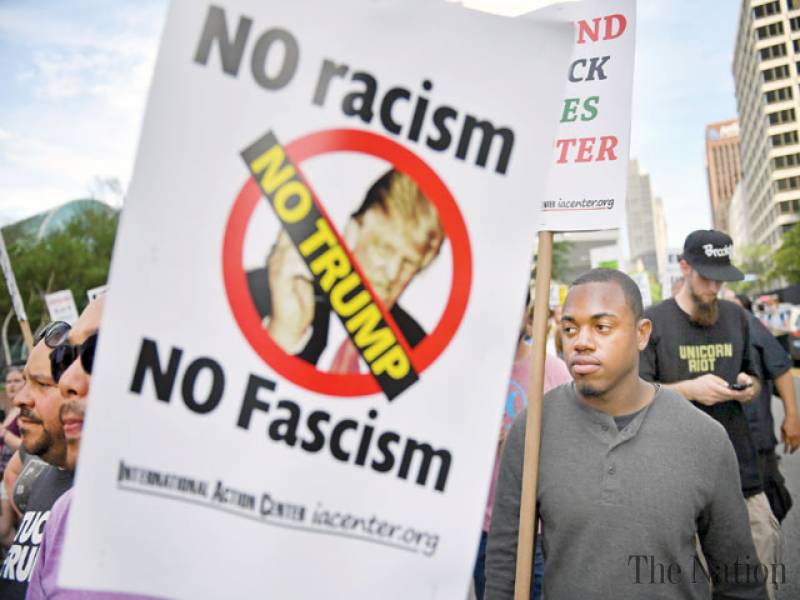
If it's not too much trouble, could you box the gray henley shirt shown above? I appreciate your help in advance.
[485,383,768,600]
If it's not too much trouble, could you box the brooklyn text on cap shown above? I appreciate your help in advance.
[680,229,744,282]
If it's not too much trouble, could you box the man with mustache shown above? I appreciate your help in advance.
[27,296,154,599]
[486,269,766,599]
[640,230,780,598]
[0,321,73,599]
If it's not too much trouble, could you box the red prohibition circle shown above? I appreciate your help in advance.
[222,128,472,397]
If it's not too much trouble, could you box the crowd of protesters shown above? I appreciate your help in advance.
[478,230,798,600]
[0,297,120,599]
[0,229,798,599]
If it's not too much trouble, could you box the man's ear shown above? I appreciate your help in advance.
[636,318,652,351]
[678,259,690,278]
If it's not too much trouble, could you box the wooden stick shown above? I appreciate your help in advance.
[19,320,34,352]
[513,230,553,600]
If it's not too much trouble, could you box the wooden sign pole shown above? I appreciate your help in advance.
[513,230,554,600]
[19,319,34,352]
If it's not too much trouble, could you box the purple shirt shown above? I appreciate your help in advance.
[482,351,572,531]
[25,489,157,600]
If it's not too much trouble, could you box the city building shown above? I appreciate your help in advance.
[652,196,668,275]
[554,229,621,284]
[733,0,800,248]
[1,199,115,246]
[589,244,622,270]
[626,160,668,276]
[705,119,743,231]
[729,182,753,249]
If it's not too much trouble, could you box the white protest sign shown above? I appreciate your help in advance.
[60,1,573,598]
[534,0,636,231]
[662,272,683,297]
[0,230,27,321]
[44,289,79,324]
[86,285,108,302]
[549,282,558,308]
[549,282,564,308]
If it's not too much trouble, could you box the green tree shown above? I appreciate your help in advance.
[729,243,775,295]
[0,208,119,344]
[649,272,662,305]
[773,222,800,284]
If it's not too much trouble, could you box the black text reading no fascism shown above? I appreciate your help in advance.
[129,339,452,493]
[193,5,515,174]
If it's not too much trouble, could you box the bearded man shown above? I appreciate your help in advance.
[0,321,72,599]
[641,229,781,599]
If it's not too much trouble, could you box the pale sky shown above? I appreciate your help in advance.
[0,0,740,247]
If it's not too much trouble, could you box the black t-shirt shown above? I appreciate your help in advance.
[743,312,793,451]
[12,447,50,514]
[640,298,763,497]
[0,465,73,600]
[614,404,648,432]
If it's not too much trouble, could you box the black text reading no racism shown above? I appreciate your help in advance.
[193,5,514,174]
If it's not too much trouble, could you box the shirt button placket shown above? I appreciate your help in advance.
[601,447,621,504]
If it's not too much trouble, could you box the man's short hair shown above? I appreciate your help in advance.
[352,169,444,268]
[570,268,644,321]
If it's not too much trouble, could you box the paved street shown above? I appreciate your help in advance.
[773,375,800,599]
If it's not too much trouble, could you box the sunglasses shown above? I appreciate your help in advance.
[34,321,72,348]
[50,333,98,383]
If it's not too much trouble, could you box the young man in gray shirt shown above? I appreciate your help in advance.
[486,269,767,600]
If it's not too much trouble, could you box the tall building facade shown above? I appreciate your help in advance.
[705,119,743,231]
[555,230,620,284]
[729,182,753,248]
[626,160,668,276]
[733,0,800,248]
[653,196,668,275]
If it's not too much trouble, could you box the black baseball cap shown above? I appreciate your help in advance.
[681,230,744,282]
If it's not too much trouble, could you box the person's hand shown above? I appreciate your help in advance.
[265,231,315,352]
[686,374,739,406]
[782,412,800,454]
[730,372,757,403]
